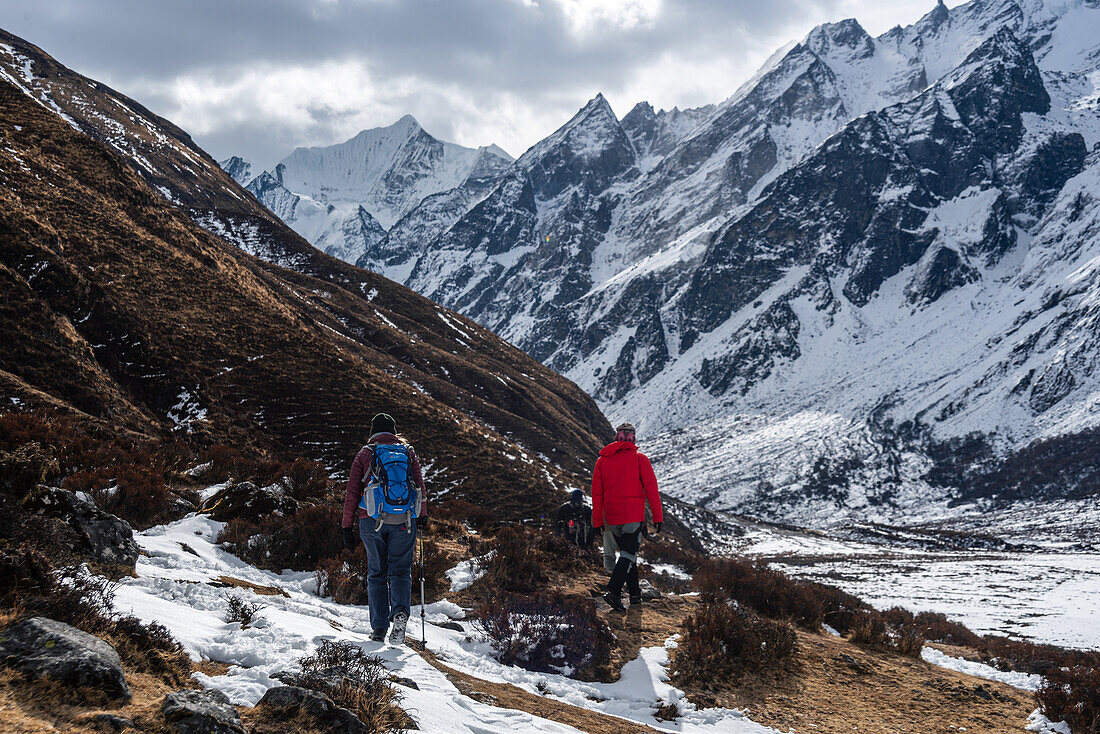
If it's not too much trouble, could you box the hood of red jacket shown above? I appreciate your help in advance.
[599,440,637,457]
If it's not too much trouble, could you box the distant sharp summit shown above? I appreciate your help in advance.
[222,117,513,266]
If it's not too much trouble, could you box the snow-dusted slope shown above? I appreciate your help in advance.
[328,0,1100,534]
[226,117,513,265]
[117,514,779,733]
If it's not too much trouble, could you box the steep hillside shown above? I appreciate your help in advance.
[0,53,610,519]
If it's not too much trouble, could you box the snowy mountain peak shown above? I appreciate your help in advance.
[219,155,252,186]
[805,18,875,59]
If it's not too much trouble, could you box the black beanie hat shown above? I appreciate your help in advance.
[371,413,396,435]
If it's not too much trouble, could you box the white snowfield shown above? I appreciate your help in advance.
[115,515,778,733]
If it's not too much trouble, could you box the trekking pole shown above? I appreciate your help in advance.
[419,530,426,645]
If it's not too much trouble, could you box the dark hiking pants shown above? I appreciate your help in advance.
[606,521,642,599]
[359,518,415,633]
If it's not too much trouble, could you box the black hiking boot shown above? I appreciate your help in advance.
[629,595,643,606]
[370,628,387,642]
[388,612,409,645]
[603,593,627,613]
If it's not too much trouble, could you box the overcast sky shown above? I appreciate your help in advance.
[1,0,963,169]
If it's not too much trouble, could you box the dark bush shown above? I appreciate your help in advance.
[470,524,589,597]
[419,538,454,603]
[477,591,613,679]
[1038,665,1100,734]
[315,555,369,606]
[642,534,706,574]
[67,463,171,530]
[294,640,412,733]
[219,503,343,571]
[278,458,331,502]
[912,611,981,647]
[696,558,869,633]
[849,611,924,658]
[440,499,496,530]
[0,548,116,635]
[670,603,797,688]
[0,442,60,494]
[108,616,192,685]
[223,593,265,627]
[976,635,1100,677]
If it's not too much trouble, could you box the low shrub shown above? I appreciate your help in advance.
[477,591,613,679]
[0,545,194,686]
[223,593,265,628]
[315,555,369,606]
[670,603,797,688]
[470,524,589,597]
[419,538,454,603]
[695,558,868,633]
[108,616,192,685]
[218,504,344,571]
[976,635,1100,676]
[278,458,331,502]
[1038,665,1100,734]
[294,640,412,733]
[439,499,496,531]
[642,534,706,574]
[67,463,171,529]
[849,611,925,658]
[912,611,981,647]
[0,548,116,635]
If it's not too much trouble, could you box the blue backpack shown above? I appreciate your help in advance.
[360,443,417,519]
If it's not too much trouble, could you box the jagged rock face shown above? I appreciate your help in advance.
[230,117,515,266]
[321,0,1100,529]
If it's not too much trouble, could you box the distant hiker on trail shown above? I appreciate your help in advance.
[555,489,593,548]
[591,422,663,612]
[342,413,428,645]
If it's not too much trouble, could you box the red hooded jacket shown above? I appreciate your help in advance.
[591,441,663,528]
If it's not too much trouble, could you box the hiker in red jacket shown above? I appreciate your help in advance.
[591,422,663,612]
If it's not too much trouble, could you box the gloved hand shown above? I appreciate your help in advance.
[653,522,662,534]
[342,526,357,551]
[416,515,430,533]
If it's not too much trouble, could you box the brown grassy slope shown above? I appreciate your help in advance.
[0,26,610,481]
[0,78,607,519]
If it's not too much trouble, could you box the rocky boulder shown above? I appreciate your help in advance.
[22,486,139,569]
[199,481,298,521]
[256,685,367,733]
[0,617,130,701]
[162,689,246,734]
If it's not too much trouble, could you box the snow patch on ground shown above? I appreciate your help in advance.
[921,647,1043,692]
[113,516,785,733]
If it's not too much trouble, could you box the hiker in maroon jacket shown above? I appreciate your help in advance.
[342,413,427,644]
[591,421,664,612]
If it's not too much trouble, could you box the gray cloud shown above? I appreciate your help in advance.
[0,0,959,167]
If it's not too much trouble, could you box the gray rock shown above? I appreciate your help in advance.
[638,579,662,600]
[22,486,139,569]
[162,689,245,734]
[91,713,132,731]
[199,481,298,521]
[0,617,130,701]
[257,685,367,734]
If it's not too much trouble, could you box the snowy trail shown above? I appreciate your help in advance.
[115,515,779,734]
